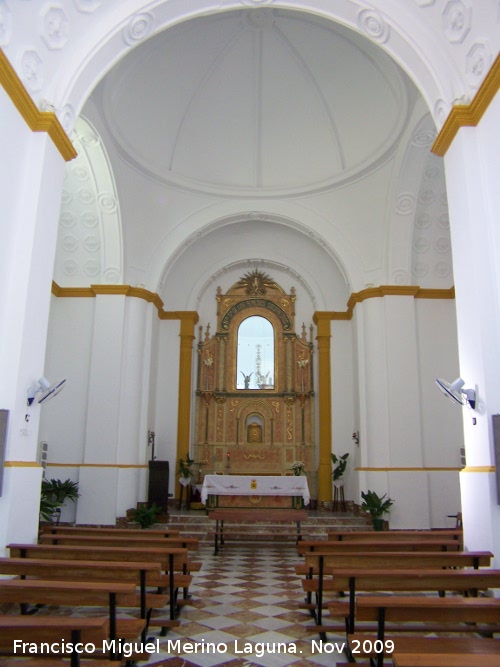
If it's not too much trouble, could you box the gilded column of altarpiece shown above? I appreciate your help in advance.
[194,271,315,481]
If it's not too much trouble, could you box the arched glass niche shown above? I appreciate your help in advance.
[236,316,274,390]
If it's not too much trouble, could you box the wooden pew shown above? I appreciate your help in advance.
[40,525,180,537]
[328,529,463,545]
[349,596,500,667]
[39,533,199,551]
[301,550,493,575]
[7,543,191,626]
[308,567,500,633]
[298,539,461,554]
[208,508,308,555]
[0,557,168,641]
[299,551,493,633]
[0,579,144,661]
[0,615,118,667]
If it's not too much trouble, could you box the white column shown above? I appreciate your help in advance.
[356,295,430,528]
[76,294,154,523]
[444,92,500,560]
[0,89,66,550]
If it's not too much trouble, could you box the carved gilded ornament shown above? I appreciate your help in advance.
[236,270,281,296]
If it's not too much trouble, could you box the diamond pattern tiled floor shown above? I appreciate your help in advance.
[142,543,348,667]
[0,544,348,666]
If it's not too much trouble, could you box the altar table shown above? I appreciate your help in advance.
[201,474,310,508]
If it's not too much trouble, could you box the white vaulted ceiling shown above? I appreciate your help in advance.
[97,10,408,197]
[53,7,454,304]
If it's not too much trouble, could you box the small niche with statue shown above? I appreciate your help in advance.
[194,270,315,479]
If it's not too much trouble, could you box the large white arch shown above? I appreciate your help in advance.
[3,1,496,133]
[153,207,360,300]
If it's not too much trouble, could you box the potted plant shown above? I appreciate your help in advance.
[331,452,349,481]
[360,489,394,531]
[130,502,161,529]
[331,452,349,511]
[40,478,80,524]
[178,453,195,480]
[289,460,305,476]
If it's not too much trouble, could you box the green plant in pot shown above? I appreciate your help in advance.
[130,502,161,529]
[40,478,80,524]
[331,452,349,481]
[360,489,394,531]
[178,453,195,480]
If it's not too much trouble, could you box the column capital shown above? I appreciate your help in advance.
[313,312,332,338]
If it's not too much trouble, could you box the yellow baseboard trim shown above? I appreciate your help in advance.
[4,461,41,467]
[461,466,496,473]
[45,463,148,469]
[356,467,461,472]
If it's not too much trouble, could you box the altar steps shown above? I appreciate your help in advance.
[159,509,373,544]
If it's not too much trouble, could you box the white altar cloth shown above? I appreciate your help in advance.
[201,474,310,505]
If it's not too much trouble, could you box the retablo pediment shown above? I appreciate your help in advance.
[217,270,296,331]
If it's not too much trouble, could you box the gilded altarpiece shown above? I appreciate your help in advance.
[194,271,315,492]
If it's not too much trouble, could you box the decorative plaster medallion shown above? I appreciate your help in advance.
[434,99,451,126]
[396,193,415,215]
[78,189,94,205]
[20,50,44,92]
[62,235,79,252]
[84,259,101,276]
[97,193,117,212]
[58,104,75,132]
[63,259,79,276]
[61,191,73,205]
[418,189,436,205]
[411,130,435,147]
[392,270,409,285]
[71,165,90,181]
[240,0,275,6]
[73,0,101,12]
[245,8,274,28]
[81,211,98,228]
[123,12,155,46]
[0,0,12,46]
[466,42,491,88]
[41,5,70,50]
[414,237,430,254]
[415,212,432,229]
[438,213,450,229]
[435,237,451,254]
[60,211,76,228]
[443,0,471,44]
[103,267,121,283]
[83,235,100,253]
[412,262,429,278]
[424,167,440,180]
[434,261,451,278]
[80,130,100,147]
[357,9,390,44]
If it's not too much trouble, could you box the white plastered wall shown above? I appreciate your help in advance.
[355,294,462,528]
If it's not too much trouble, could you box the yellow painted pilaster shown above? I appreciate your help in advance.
[175,312,199,499]
[313,312,333,501]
